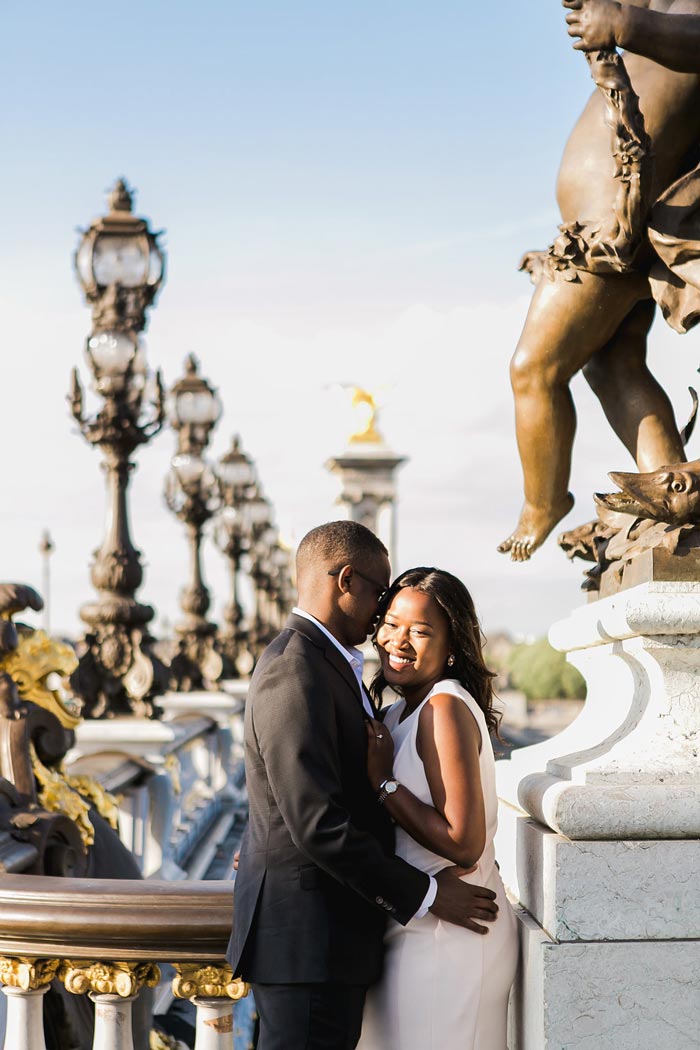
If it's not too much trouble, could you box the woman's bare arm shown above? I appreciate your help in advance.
[366,695,486,869]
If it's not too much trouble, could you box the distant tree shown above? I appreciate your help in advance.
[483,631,515,691]
[507,637,585,701]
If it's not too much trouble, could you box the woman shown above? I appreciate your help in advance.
[357,567,518,1050]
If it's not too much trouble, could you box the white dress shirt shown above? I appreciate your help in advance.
[291,607,437,917]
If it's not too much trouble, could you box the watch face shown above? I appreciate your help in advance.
[385,780,398,794]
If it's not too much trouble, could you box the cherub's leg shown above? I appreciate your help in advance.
[583,298,685,469]
[498,268,648,561]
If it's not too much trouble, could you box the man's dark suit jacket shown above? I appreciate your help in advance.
[227,613,430,986]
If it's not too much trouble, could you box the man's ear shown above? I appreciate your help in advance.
[337,565,353,593]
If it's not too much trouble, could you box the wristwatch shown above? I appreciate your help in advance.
[377,777,400,805]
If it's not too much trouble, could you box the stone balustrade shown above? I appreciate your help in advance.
[0,873,245,1050]
[64,690,247,879]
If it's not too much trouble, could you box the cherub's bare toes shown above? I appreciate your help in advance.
[511,539,533,563]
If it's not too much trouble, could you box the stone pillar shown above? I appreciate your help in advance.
[90,992,136,1050]
[496,579,700,1050]
[1,985,49,1050]
[191,997,234,1050]
[325,389,405,566]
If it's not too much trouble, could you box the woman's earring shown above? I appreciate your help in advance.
[447,655,455,667]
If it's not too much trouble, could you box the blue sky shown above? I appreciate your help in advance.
[2,2,697,639]
[2,1,588,313]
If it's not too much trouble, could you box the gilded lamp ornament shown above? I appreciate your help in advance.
[69,179,168,718]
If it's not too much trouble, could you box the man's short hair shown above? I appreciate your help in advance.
[296,520,387,577]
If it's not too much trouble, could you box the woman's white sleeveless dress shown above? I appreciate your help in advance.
[357,679,518,1050]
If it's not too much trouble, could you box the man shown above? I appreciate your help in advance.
[498,0,700,562]
[228,521,498,1050]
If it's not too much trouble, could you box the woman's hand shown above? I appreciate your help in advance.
[366,717,395,790]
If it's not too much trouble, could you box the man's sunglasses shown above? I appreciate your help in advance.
[328,566,389,604]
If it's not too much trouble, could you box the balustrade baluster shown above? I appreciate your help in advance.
[90,991,137,1050]
[0,957,59,1050]
[1,985,49,1050]
[172,962,248,1050]
[192,996,234,1050]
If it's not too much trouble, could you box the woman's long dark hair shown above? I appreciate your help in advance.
[369,567,501,737]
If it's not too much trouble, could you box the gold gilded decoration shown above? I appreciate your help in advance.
[348,387,383,445]
[0,628,82,729]
[30,744,94,849]
[163,753,182,796]
[172,963,248,1001]
[63,773,120,831]
[59,960,161,998]
[150,1030,190,1050]
[0,956,60,990]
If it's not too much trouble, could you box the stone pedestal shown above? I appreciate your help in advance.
[325,443,405,566]
[496,580,700,1049]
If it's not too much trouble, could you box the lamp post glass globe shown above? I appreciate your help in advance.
[247,491,271,529]
[167,355,222,458]
[85,331,135,376]
[217,436,256,495]
[93,235,149,287]
[172,389,221,427]
[75,179,164,292]
[172,452,207,490]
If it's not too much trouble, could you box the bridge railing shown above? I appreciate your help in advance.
[0,873,245,1050]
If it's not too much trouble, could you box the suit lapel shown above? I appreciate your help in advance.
[361,681,378,719]
[285,613,365,711]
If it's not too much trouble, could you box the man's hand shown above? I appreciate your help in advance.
[429,866,498,935]
[563,0,623,52]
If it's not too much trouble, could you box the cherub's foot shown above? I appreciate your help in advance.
[497,494,575,562]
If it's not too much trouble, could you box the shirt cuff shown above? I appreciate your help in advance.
[413,875,437,919]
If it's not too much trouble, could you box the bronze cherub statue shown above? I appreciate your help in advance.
[499,0,700,562]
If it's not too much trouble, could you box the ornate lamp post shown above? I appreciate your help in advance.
[269,542,294,633]
[213,437,256,674]
[246,496,278,661]
[69,179,167,718]
[164,356,224,691]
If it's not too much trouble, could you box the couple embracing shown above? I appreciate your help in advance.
[228,520,518,1050]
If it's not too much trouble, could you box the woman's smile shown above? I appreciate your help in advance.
[386,651,415,672]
